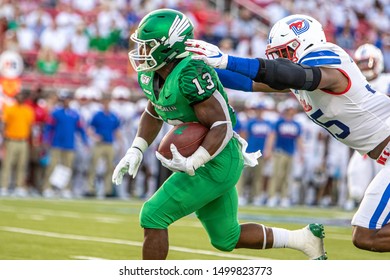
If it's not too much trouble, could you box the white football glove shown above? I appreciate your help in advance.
[112,147,143,185]
[155,144,211,176]
[185,39,228,69]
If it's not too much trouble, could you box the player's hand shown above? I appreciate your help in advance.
[112,147,143,185]
[155,144,195,176]
[185,39,228,69]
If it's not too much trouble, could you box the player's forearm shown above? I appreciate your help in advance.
[136,111,163,147]
[226,56,321,91]
[215,68,253,92]
[202,122,232,157]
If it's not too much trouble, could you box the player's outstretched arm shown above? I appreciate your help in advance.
[186,39,322,91]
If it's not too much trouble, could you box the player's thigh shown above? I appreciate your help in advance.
[351,164,390,229]
[347,152,373,200]
[140,139,244,229]
[140,171,237,229]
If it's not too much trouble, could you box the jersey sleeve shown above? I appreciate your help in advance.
[178,59,220,105]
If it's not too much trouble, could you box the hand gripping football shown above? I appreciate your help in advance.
[158,122,209,159]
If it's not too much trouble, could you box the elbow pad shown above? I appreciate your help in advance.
[254,58,321,91]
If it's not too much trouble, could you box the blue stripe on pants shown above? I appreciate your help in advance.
[369,183,390,229]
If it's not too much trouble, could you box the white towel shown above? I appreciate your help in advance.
[233,132,262,167]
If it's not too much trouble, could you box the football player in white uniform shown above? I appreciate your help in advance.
[346,44,389,210]
[186,14,390,252]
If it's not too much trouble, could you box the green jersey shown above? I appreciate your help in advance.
[137,56,236,126]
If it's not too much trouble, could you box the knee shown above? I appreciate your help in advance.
[209,230,239,252]
[211,239,235,252]
[139,201,170,229]
[352,227,372,250]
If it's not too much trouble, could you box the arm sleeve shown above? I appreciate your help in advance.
[226,56,321,91]
[215,68,253,92]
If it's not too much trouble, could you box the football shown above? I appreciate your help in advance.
[158,122,209,159]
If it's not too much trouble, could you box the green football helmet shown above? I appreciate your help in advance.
[128,9,194,72]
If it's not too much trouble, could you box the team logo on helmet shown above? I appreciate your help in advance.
[287,18,309,36]
[165,15,191,48]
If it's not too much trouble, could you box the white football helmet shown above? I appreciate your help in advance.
[354,43,384,81]
[266,14,326,62]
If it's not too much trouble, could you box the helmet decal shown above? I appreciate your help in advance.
[287,18,309,36]
[165,15,191,48]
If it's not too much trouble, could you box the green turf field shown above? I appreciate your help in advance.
[0,197,389,260]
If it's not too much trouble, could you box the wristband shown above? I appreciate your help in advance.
[190,146,211,170]
[130,137,148,153]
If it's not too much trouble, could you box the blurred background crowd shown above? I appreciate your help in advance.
[0,0,389,210]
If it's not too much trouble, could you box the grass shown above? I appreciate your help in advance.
[0,197,389,260]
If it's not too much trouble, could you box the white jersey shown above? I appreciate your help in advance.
[293,42,390,155]
[346,72,390,202]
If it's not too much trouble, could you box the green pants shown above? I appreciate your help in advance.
[140,138,244,251]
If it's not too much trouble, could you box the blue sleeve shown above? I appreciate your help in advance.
[226,56,260,80]
[215,68,253,92]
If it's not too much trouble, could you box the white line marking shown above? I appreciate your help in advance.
[71,255,108,260]
[0,226,270,260]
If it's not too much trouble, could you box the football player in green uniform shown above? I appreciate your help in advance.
[112,8,327,260]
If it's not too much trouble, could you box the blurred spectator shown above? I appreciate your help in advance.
[42,90,89,199]
[15,21,37,51]
[2,29,19,51]
[25,6,53,34]
[96,3,127,38]
[70,24,90,56]
[238,99,274,206]
[59,43,80,72]
[218,37,238,56]
[264,99,303,208]
[335,23,355,53]
[89,21,121,52]
[87,94,122,198]
[0,0,15,22]
[71,86,100,197]
[72,0,98,13]
[87,57,119,93]
[25,87,49,194]
[231,7,260,41]
[55,3,83,38]
[36,47,60,75]
[250,28,268,58]
[0,91,35,197]
[212,12,234,41]
[39,21,69,53]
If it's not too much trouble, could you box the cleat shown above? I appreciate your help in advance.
[305,223,327,260]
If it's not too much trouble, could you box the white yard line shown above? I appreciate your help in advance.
[71,255,109,260]
[0,226,269,260]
